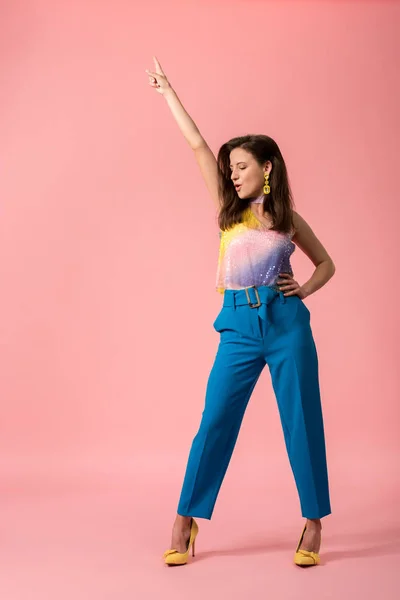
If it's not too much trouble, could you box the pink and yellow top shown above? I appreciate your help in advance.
[216,205,296,295]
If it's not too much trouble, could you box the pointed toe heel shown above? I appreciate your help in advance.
[293,522,321,567]
[163,518,199,566]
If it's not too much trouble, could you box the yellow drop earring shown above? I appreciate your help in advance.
[263,172,271,195]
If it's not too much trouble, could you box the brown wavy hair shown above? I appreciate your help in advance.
[217,134,296,234]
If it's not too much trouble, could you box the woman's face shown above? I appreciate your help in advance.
[229,148,271,199]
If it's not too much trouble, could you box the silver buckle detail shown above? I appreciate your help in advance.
[244,286,261,308]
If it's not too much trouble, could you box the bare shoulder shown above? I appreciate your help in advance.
[291,210,313,230]
[291,210,334,267]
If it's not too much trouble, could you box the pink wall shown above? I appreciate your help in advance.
[0,0,399,503]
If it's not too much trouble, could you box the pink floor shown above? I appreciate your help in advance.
[0,458,398,600]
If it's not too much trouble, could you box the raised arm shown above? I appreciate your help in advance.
[146,56,220,209]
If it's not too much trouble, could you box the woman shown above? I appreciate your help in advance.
[146,56,335,568]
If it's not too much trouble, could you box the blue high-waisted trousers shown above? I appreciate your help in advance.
[177,284,332,520]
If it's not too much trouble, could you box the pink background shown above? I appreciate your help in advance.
[0,0,399,598]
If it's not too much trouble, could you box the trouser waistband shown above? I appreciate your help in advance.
[222,285,286,309]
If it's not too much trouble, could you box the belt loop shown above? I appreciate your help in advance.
[279,291,286,304]
[232,291,236,311]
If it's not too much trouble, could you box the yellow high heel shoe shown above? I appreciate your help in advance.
[293,522,321,567]
[163,518,199,566]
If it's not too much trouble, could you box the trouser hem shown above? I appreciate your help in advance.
[177,510,211,520]
[301,508,332,519]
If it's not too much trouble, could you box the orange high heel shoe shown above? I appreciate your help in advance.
[163,518,199,566]
[293,522,321,567]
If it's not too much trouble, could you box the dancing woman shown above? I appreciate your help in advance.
[145,56,335,568]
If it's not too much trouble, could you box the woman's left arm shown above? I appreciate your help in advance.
[277,211,336,299]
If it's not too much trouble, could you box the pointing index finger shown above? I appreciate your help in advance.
[153,55,165,75]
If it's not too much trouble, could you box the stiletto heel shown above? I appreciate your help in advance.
[163,517,199,566]
[293,521,321,567]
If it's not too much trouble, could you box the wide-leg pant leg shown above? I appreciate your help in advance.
[177,329,265,519]
[265,298,332,519]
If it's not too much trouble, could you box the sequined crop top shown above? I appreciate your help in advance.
[216,203,296,295]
